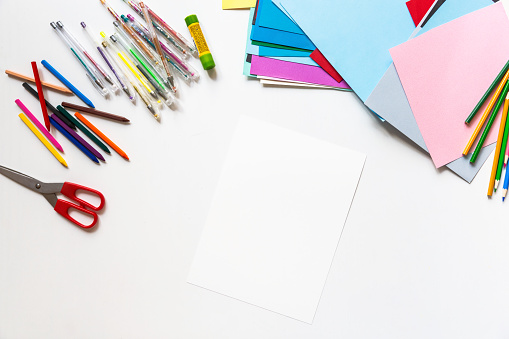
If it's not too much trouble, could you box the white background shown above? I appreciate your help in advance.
[1,0,508,338]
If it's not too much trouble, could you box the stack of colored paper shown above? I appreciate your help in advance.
[243,0,351,91]
[260,0,502,183]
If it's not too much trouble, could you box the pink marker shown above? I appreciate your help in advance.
[15,99,64,153]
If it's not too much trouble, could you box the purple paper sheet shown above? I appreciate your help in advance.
[250,55,351,89]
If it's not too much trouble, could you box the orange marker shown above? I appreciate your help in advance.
[463,68,509,155]
[74,112,129,161]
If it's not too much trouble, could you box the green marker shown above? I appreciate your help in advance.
[185,15,215,70]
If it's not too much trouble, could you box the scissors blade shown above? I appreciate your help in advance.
[0,165,63,195]
[0,165,43,193]
[43,193,58,208]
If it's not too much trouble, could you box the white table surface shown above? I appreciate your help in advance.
[1,1,509,338]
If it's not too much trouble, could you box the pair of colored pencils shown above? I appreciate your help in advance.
[16,99,67,167]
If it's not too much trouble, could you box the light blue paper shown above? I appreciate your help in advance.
[275,0,415,102]
[258,0,304,35]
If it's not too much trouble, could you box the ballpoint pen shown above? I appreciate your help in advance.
[50,22,109,97]
[140,2,176,93]
[112,29,174,106]
[56,21,118,94]
[81,22,134,102]
[102,32,160,119]
[123,0,197,57]
[126,14,199,82]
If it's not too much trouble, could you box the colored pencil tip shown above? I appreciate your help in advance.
[503,197,505,202]
[123,154,130,161]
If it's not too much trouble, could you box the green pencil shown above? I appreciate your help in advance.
[495,95,509,190]
[470,80,509,163]
[466,59,509,124]
[56,105,110,154]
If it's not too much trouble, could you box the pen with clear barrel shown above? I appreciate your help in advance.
[50,21,109,97]
[121,0,190,59]
[113,24,174,105]
[125,14,199,82]
[56,21,118,94]
[140,2,176,93]
[81,22,135,102]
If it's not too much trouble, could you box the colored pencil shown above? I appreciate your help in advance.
[15,99,64,153]
[50,115,99,164]
[19,113,67,167]
[22,82,76,130]
[62,102,130,123]
[51,113,105,162]
[470,80,509,163]
[487,93,509,196]
[31,62,50,131]
[495,94,509,191]
[502,162,509,201]
[56,105,110,154]
[463,68,509,155]
[75,113,129,160]
[5,70,73,94]
[466,59,509,124]
[41,59,95,108]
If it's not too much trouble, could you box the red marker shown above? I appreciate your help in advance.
[31,61,50,131]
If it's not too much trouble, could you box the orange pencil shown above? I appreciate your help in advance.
[463,68,509,155]
[487,93,509,196]
[74,112,129,161]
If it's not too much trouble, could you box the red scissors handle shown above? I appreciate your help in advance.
[54,200,98,229]
[60,182,105,211]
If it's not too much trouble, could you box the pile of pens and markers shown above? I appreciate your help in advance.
[7,0,215,167]
[465,59,509,200]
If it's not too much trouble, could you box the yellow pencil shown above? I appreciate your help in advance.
[19,113,68,167]
[464,69,509,155]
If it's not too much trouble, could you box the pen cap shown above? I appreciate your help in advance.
[185,15,215,70]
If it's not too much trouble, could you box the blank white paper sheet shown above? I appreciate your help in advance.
[188,116,366,323]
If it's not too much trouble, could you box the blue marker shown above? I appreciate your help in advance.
[41,60,95,108]
[50,115,99,164]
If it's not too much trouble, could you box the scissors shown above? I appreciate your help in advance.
[0,165,105,228]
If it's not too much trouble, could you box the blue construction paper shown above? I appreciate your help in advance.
[258,0,304,34]
[251,0,315,50]
[275,0,415,102]
[244,8,316,76]
[259,46,311,57]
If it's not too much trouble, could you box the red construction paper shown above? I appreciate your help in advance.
[309,49,343,84]
[406,0,435,26]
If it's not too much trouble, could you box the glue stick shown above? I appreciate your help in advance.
[185,15,215,70]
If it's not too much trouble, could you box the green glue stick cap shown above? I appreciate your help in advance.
[200,53,215,70]
[185,14,199,26]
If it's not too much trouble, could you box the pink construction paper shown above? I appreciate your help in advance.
[390,2,509,168]
[250,55,351,89]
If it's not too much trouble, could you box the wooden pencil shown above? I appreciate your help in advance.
[487,93,509,196]
[466,59,509,124]
[6,70,73,94]
[471,80,509,163]
[61,102,130,123]
[463,68,509,155]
